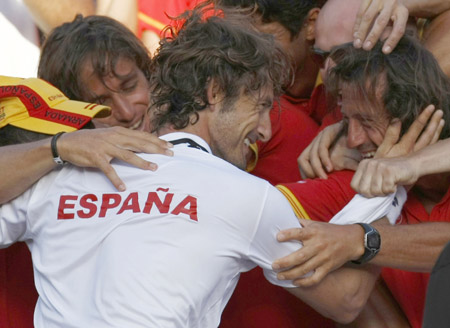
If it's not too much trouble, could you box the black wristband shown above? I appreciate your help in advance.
[51,132,66,165]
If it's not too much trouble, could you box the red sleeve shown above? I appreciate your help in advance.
[249,95,319,185]
[277,170,356,222]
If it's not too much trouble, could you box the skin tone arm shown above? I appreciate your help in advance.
[23,0,137,34]
[352,137,450,197]
[287,263,380,324]
[141,30,161,57]
[96,0,137,33]
[23,0,95,34]
[0,127,173,204]
[274,107,445,285]
[276,216,450,284]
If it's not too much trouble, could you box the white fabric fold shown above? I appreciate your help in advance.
[329,186,407,225]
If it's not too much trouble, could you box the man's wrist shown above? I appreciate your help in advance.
[351,223,381,265]
[350,223,366,262]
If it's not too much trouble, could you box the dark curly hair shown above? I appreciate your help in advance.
[38,15,151,102]
[149,5,290,131]
[215,0,324,39]
[327,35,450,139]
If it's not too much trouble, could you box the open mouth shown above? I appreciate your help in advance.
[361,151,376,159]
[129,117,144,130]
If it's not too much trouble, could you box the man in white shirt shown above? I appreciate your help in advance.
[0,6,379,328]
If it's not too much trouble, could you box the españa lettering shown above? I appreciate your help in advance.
[57,188,199,222]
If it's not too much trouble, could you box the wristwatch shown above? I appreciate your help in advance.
[352,223,381,265]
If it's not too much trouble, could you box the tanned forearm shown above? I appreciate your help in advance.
[96,0,137,33]
[403,0,450,18]
[0,139,56,204]
[287,264,380,324]
[411,139,450,177]
[371,220,450,271]
[23,0,94,34]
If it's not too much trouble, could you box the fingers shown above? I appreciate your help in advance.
[399,105,436,149]
[353,0,375,48]
[276,227,308,243]
[293,267,329,288]
[362,0,396,50]
[374,119,401,158]
[107,126,174,156]
[298,123,343,179]
[97,161,127,192]
[309,134,329,179]
[413,108,444,151]
[353,0,408,53]
[352,159,397,197]
[58,127,175,192]
[431,119,445,145]
[273,248,313,274]
[380,5,408,53]
[298,144,318,179]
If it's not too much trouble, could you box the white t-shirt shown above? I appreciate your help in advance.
[0,132,303,328]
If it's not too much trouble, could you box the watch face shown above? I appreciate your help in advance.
[367,231,381,249]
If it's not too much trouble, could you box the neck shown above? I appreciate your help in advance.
[286,54,319,99]
[157,113,211,145]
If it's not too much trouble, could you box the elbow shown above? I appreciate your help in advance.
[326,292,366,324]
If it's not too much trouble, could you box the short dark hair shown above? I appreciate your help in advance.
[327,36,450,139]
[215,0,322,39]
[38,15,151,102]
[150,5,290,131]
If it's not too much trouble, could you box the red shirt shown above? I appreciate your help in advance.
[138,0,196,37]
[279,174,450,328]
[248,91,324,185]
[0,243,37,328]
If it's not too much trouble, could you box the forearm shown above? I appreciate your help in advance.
[409,139,450,178]
[372,221,450,271]
[96,0,137,33]
[403,0,450,18]
[0,139,55,204]
[287,265,380,324]
[23,0,94,34]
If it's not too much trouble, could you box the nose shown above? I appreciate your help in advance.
[257,110,272,142]
[111,94,135,123]
[346,118,368,149]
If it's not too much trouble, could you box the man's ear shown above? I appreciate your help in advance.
[206,78,223,110]
[305,8,319,42]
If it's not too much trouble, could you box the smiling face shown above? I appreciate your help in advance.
[79,56,151,131]
[209,85,274,169]
[340,84,391,159]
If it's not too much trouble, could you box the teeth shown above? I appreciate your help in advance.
[129,118,143,130]
[361,151,375,159]
[244,138,250,147]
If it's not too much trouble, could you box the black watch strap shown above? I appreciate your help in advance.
[352,223,381,265]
